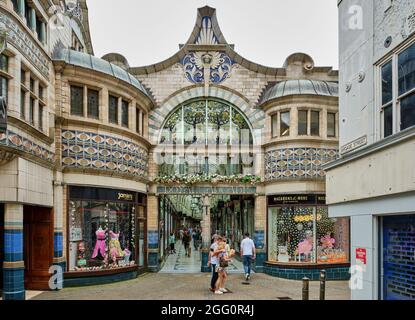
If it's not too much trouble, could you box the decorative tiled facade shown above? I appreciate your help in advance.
[264,263,350,281]
[182,51,234,84]
[265,147,339,181]
[0,9,50,79]
[0,130,55,163]
[61,130,149,179]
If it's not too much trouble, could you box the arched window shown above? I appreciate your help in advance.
[158,99,254,176]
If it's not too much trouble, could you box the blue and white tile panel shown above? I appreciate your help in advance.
[265,147,339,181]
[61,130,148,179]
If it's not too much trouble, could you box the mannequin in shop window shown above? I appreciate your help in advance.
[92,226,107,259]
[109,229,124,264]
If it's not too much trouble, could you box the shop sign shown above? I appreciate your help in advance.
[70,186,137,203]
[268,194,326,206]
[356,248,367,265]
[0,96,7,134]
[118,192,134,201]
[70,227,82,242]
[156,186,257,195]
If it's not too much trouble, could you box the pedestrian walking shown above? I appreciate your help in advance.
[192,230,197,250]
[169,232,176,254]
[208,234,220,293]
[240,233,256,281]
[214,237,235,294]
[183,229,192,257]
[179,228,184,242]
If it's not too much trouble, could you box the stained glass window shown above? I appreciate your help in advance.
[0,54,8,73]
[184,101,206,145]
[280,111,290,136]
[136,107,141,134]
[70,85,84,116]
[161,99,252,146]
[271,114,278,138]
[0,77,7,103]
[109,95,118,124]
[159,99,254,176]
[20,89,26,120]
[311,111,320,136]
[38,105,43,130]
[87,89,99,119]
[29,97,34,125]
[298,110,308,135]
[121,100,129,128]
[327,113,336,137]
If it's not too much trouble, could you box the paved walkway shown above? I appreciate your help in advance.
[32,272,350,300]
[159,241,246,274]
[26,241,350,301]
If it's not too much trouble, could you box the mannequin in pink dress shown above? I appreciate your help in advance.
[92,226,107,259]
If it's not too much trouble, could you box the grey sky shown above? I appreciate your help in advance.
[87,0,338,69]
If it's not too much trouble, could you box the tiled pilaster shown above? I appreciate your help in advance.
[3,204,25,300]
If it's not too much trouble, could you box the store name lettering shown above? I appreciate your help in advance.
[294,214,322,222]
[118,193,133,201]
[274,196,308,202]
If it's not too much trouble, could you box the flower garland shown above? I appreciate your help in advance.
[153,174,262,185]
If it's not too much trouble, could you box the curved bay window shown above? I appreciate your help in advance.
[68,187,147,273]
[158,99,254,176]
[267,195,349,264]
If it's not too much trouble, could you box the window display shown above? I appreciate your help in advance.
[68,187,146,272]
[268,195,349,264]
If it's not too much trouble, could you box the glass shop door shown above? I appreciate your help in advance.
[137,205,147,267]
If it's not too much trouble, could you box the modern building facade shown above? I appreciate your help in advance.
[326,0,415,300]
[0,1,347,300]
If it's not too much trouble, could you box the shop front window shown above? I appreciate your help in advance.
[68,199,137,272]
[268,197,349,264]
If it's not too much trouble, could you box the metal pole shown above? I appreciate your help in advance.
[320,270,327,300]
[302,277,310,300]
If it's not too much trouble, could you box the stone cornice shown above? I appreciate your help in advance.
[54,60,154,110]
[9,116,54,145]
[259,95,339,112]
[263,138,339,150]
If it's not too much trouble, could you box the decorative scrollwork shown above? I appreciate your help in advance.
[182,51,234,84]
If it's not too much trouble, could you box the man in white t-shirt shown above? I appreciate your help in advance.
[208,234,220,293]
[240,233,256,281]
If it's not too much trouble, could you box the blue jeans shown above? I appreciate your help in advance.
[243,255,253,275]
[211,264,218,289]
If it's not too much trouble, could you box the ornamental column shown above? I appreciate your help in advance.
[200,195,211,272]
[2,204,25,300]
[147,194,159,272]
[18,0,25,19]
[254,193,267,273]
[40,22,46,45]
[53,172,65,278]
[29,8,36,34]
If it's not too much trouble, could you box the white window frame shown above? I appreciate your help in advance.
[378,38,415,139]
